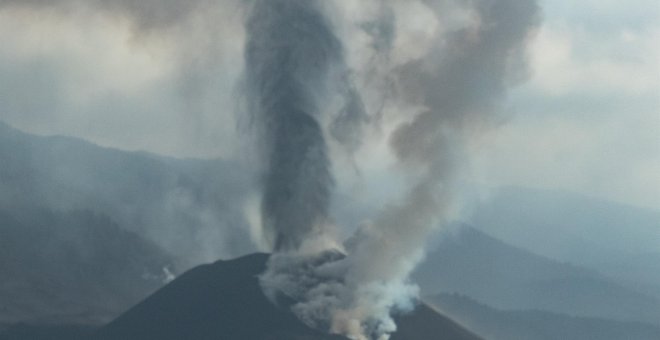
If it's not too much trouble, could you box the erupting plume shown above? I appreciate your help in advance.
[244,0,363,251]
[245,0,540,339]
[0,0,540,338]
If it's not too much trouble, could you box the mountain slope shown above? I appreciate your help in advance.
[0,208,175,325]
[94,253,482,340]
[0,324,94,340]
[469,186,660,298]
[413,226,660,325]
[0,121,255,268]
[427,293,660,340]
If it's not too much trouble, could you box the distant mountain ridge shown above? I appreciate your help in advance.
[0,208,174,325]
[2,120,659,339]
[0,120,255,268]
[427,293,660,340]
[413,226,660,325]
[469,186,660,298]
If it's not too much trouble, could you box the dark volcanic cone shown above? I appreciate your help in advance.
[93,253,482,340]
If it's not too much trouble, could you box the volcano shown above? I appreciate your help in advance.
[93,253,482,340]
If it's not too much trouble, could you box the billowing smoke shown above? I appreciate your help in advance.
[0,0,540,338]
[243,0,367,250]
[244,0,337,250]
[331,1,540,338]
[250,0,540,339]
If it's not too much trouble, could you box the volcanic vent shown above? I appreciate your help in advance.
[93,253,482,340]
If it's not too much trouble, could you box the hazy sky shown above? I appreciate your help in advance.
[0,0,658,210]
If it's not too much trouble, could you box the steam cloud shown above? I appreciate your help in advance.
[250,0,539,339]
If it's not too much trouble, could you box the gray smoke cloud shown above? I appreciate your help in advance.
[0,0,250,159]
[0,0,206,33]
[243,0,366,251]
[0,0,540,339]
[333,1,540,337]
[256,0,540,339]
[0,0,255,268]
[243,0,336,251]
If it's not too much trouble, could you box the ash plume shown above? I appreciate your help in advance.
[252,0,539,339]
[243,0,345,251]
[336,0,539,337]
[0,0,540,339]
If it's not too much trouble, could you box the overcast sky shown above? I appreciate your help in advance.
[0,0,658,210]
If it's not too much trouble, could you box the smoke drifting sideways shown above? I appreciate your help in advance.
[248,1,540,340]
